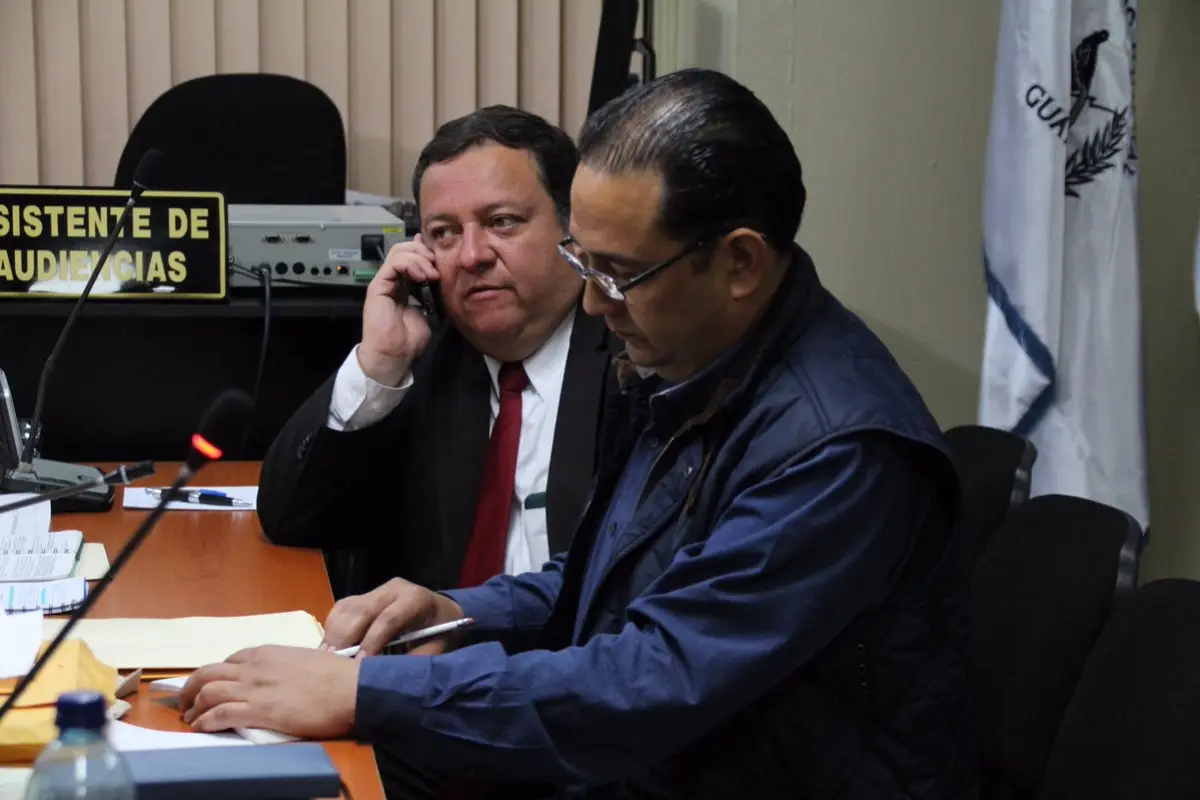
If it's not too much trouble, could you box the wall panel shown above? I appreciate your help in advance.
[0,0,609,196]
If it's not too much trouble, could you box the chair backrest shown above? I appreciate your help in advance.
[943,424,1037,568]
[115,73,346,205]
[972,494,1143,799]
[1038,578,1200,799]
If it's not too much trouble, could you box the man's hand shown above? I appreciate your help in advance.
[321,577,466,657]
[359,234,439,386]
[179,646,359,739]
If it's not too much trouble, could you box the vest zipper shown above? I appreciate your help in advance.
[636,433,679,509]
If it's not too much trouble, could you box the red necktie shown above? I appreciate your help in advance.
[459,362,528,589]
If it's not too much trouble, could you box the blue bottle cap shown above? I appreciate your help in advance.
[54,691,107,730]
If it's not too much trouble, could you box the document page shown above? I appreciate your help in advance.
[0,495,50,540]
[0,767,31,800]
[106,719,249,751]
[0,610,43,679]
[122,486,258,512]
[41,610,325,669]
[0,530,83,582]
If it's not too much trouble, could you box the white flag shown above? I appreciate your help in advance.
[1194,218,1200,321]
[978,0,1147,527]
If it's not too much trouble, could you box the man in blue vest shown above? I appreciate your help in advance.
[181,68,976,799]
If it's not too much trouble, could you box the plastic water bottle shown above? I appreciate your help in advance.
[23,691,136,799]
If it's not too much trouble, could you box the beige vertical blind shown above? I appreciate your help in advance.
[0,0,603,197]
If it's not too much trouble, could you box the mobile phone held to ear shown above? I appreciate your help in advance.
[407,278,444,327]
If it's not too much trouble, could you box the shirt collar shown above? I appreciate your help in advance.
[483,309,575,401]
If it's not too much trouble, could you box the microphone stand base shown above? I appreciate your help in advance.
[2,458,114,513]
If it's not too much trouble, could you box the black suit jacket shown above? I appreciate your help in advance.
[257,304,617,593]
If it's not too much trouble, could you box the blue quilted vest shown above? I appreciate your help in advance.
[542,247,977,799]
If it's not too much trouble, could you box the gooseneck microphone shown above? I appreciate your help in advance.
[0,389,253,726]
[0,461,156,515]
[4,150,165,513]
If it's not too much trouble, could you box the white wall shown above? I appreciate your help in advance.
[661,0,1200,580]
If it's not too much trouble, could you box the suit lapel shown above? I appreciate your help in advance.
[434,333,492,587]
[545,306,616,556]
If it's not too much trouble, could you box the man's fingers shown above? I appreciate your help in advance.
[183,679,247,723]
[358,601,413,656]
[190,700,256,734]
[411,234,436,262]
[323,597,378,649]
[225,647,261,664]
[179,662,240,712]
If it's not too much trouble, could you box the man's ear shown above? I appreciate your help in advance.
[723,229,772,300]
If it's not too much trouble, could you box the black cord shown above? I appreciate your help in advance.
[339,779,355,800]
[235,262,272,458]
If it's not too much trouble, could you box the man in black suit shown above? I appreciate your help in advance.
[257,106,615,601]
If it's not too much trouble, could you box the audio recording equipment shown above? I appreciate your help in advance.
[227,204,408,290]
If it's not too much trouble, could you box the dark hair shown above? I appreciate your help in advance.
[412,105,579,230]
[577,68,805,252]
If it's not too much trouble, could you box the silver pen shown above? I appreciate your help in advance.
[334,617,476,657]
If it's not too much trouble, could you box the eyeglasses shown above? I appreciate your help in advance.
[557,236,713,301]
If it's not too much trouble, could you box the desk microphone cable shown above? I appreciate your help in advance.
[227,260,273,459]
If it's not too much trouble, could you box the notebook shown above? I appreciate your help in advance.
[0,530,84,582]
[1,577,88,614]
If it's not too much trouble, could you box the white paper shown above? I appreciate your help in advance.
[146,678,300,745]
[0,530,83,582]
[41,610,324,669]
[0,768,31,800]
[72,542,109,580]
[122,486,258,512]
[0,494,51,539]
[0,610,43,679]
[235,727,300,744]
[105,719,250,751]
[1,577,87,614]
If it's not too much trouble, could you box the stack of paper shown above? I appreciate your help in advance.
[0,494,89,594]
[40,611,326,670]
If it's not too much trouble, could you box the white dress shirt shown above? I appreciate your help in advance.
[326,313,576,576]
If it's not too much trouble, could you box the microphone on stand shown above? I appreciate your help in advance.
[0,388,253,726]
[3,149,165,514]
[0,462,156,515]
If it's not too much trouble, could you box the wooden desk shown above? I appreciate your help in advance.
[50,460,382,800]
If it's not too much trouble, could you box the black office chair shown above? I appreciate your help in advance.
[943,424,1037,568]
[1038,578,1200,799]
[972,494,1144,800]
[115,73,346,204]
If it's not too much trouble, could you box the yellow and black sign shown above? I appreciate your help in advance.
[0,187,227,300]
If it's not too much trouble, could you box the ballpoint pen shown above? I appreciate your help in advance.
[334,617,476,657]
[146,488,253,508]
